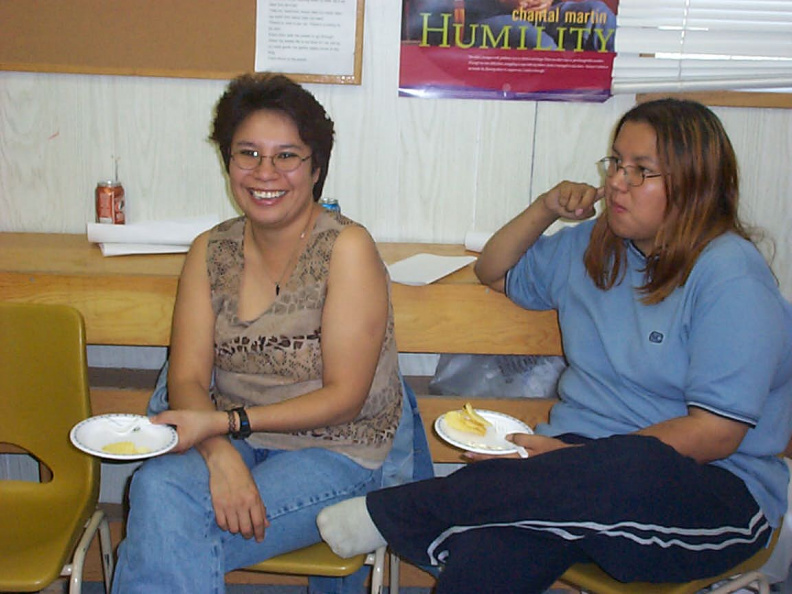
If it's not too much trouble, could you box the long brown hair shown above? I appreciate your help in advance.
[584,98,751,304]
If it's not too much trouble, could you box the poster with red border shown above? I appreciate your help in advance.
[399,0,618,102]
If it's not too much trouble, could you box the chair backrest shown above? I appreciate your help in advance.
[0,302,98,499]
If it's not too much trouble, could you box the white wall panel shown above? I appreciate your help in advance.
[714,106,792,293]
[470,100,537,235]
[0,0,790,300]
[108,76,231,224]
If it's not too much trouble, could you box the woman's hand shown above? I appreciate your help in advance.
[508,433,575,456]
[540,181,603,220]
[152,409,226,453]
[203,443,269,542]
[462,432,575,461]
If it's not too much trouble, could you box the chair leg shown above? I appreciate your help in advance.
[707,571,770,594]
[98,513,115,593]
[67,509,106,594]
[369,546,386,594]
[389,552,400,594]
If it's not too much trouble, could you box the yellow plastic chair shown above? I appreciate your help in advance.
[244,542,393,593]
[0,302,114,593]
[560,522,782,594]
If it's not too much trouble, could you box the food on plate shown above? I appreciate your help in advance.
[444,403,492,436]
[102,441,151,455]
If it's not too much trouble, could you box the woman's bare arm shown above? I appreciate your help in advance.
[475,181,602,292]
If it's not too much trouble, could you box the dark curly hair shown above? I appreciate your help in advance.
[210,72,335,202]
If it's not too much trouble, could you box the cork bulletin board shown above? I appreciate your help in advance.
[0,0,365,84]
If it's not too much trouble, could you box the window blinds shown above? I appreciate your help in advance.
[612,1,792,94]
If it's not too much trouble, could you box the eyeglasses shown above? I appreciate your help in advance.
[231,149,312,172]
[597,157,664,188]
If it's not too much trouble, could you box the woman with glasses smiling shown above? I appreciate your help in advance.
[318,98,792,593]
[111,73,407,593]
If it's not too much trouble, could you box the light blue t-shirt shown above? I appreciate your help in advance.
[506,219,792,525]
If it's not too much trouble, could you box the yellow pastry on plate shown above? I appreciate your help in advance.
[443,403,492,436]
[101,441,152,455]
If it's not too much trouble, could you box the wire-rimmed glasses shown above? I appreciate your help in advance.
[231,149,312,172]
[597,157,663,188]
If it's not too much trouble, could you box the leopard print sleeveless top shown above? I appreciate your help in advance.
[207,211,402,468]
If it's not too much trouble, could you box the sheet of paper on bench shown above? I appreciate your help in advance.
[86,216,219,256]
[387,254,477,286]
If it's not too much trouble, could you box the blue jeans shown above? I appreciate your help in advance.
[112,441,382,593]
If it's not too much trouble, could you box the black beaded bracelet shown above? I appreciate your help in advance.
[228,406,252,439]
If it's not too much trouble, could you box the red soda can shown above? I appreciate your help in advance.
[95,180,125,224]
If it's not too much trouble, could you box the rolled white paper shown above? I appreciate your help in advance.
[464,230,494,253]
[87,216,219,246]
[98,243,191,257]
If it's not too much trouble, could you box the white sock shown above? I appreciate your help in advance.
[317,496,386,558]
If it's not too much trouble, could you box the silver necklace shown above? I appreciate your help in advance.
[267,211,315,297]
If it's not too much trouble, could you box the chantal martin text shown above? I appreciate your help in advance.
[416,11,614,52]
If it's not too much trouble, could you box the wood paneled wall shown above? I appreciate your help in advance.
[0,0,790,298]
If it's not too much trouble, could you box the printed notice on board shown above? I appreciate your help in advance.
[255,0,358,76]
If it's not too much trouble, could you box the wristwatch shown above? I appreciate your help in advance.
[228,407,252,439]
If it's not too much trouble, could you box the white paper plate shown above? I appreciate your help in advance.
[70,414,178,460]
[434,409,533,455]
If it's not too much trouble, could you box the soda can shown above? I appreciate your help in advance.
[95,180,125,224]
[319,197,340,213]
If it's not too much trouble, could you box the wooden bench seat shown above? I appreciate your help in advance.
[0,232,566,590]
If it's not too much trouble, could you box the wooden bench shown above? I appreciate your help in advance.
[0,232,565,590]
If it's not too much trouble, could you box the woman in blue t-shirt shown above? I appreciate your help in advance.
[317,99,792,593]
